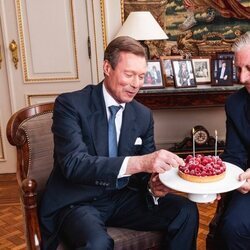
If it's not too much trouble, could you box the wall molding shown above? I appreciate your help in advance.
[16,0,79,83]
[26,93,58,106]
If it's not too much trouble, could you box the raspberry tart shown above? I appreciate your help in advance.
[178,154,226,183]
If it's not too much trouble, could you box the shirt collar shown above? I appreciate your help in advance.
[102,83,125,110]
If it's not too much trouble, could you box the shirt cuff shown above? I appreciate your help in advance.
[117,156,131,178]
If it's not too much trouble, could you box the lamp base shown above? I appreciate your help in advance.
[140,41,150,60]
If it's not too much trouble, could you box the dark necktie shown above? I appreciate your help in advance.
[108,105,121,157]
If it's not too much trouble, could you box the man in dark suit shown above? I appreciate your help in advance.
[216,31,250,250]
[39,36,199,250]
[216,60,231,84]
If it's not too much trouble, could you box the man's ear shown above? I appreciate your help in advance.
[103,60,111,76]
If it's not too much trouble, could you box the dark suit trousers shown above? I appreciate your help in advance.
[216,191,250,250]
[58,188,199,250]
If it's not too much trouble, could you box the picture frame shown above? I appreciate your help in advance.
[143,60,164,89]
[172,59,196,88]
[160,55,183,87]
[211,59,233,86]
[216,52,238,82]
[191,56,211,84]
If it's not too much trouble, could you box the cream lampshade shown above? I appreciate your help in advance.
[116,11,168,58]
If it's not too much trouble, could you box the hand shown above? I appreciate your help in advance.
[216,194,221,201]
[127,149,185,175]
[238,168,250,194]
[148,173,173,197]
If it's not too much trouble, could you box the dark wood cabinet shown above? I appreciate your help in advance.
[135,85,242,109]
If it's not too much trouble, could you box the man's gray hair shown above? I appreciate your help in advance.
[232,31,250,52]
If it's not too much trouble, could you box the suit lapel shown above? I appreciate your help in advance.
[246,94,250,123]
[88,83,109,156]
[118,103,137,156]
[240,89,250,146]
[88,85,139,156]
[245,93,250,145]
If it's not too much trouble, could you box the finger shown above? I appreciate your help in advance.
[238,180,250,194]
[238,186,249,194]
[150,173,158,182]
[216,194,221,200]
[159,150,184,167]
[168,158,182,168]
[239,170,250,181]
[153,186,170,196]
[156,163,172,173]
[153,181,166,189]
[168,154,185,167]
[153,185,169,192]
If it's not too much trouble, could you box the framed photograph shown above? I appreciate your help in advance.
[172,59,196,88]
[211,59,233,86]
[143,60,164,89]
[160,56,182,87]
[217,52,238,82]
[191,57,211,84]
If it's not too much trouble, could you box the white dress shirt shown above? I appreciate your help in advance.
[102,84,130,178]
[102,83,159,204]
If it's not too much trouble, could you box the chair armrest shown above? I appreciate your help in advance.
[20,178,42,250]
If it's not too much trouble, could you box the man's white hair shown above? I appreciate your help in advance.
[232,31,250,52]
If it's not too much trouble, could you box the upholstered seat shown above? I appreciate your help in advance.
[6,102,163,250]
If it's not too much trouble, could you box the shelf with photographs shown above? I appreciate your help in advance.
[137,51,241,109]
[135,84,242,110]
[158,53,237,89]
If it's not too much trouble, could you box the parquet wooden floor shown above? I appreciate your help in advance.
[0,174,217,250]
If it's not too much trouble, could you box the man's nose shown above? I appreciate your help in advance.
[131,76,141,88]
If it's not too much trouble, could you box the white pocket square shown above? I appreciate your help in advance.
[134,137,142,145]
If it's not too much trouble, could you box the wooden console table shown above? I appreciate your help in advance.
[135,85,242,109]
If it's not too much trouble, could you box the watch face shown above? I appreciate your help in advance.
[193,130,208,145]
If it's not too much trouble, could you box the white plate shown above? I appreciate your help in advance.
[159,162,245,199]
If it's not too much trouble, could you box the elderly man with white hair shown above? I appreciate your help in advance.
[216,31,250,250]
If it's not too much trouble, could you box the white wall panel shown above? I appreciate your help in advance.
[18,0,78,81]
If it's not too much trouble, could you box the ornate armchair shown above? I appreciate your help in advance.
[6,102,163,250]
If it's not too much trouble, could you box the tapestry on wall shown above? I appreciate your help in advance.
[123,0,250,58]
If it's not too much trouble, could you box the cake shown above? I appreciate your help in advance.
[178,154,226,183]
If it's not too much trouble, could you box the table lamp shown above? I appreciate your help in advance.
[115,11,168,59]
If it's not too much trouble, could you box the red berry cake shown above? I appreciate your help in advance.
[178,154,226,183]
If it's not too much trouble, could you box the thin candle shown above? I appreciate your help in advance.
[192,128,195,157]
[215,130,218,157]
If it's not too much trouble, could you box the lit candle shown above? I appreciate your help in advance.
[192,128,195,157]
[215,130,218,157]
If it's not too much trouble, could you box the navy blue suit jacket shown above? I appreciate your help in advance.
[39,83,155,245]
[221,87,250,170]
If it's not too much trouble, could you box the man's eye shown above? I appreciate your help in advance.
[139,76,145,80]
[125,74,133,78]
